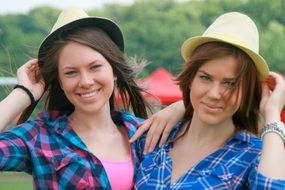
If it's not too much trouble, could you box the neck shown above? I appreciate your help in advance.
[182,114,236,147]
[69,108,117,134]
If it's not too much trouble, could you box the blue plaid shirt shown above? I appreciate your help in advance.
[135,121,285,190]
[0,110,144,190]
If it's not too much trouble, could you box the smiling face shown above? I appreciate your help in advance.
[190,56,241,126]
[177,42,261,135]
[58,41,116,115]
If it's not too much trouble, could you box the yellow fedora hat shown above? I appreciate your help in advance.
[38,7,124,63]
[181,12,269,81]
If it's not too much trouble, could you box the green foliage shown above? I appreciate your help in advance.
[0,172,33,189]
[0,0,284,79]
[0,7,61,74]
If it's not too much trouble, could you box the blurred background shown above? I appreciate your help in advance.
[0,0,284,189]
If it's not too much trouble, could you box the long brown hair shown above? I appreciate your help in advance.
[176,42,261,136]
[17,27,149,123]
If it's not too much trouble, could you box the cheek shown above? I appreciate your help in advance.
[58,73,65,89]
[189,87,198,107]
[59,77,75,92]
[228,90,242,111]
[101,72,116,86]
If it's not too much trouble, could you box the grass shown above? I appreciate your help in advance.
[0,172,33,189]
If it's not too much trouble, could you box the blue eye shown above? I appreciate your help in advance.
[200,75,210,81]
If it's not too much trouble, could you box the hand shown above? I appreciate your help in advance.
[260,72,285,123]
[16,59,45,101]
[130,100,185,153]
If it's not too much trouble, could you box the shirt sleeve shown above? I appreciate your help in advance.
[248,159,285,189]
[0,131,31,173]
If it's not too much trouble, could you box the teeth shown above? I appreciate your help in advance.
[80,91,97,98]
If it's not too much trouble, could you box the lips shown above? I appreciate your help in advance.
[78,89,100,98]
[203,103,223,113]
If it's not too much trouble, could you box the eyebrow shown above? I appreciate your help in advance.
[62,60,99,70]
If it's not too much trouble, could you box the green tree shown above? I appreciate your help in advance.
[0,0,284,77]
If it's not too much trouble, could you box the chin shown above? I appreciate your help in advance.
[199,116,224,126]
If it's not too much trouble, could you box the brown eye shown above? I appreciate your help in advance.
[90,64,101,71]
[65,71,76,75]
[224,80,235,88]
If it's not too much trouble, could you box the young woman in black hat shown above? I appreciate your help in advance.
[0,7,183,189]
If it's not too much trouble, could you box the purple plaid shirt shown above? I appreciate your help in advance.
[135,121,285,190]
[0,110,144,190]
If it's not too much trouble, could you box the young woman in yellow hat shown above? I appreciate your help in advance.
[135,12,285,189]
[0,7,183,189]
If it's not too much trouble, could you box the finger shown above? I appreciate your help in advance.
[24,59,38,69]
[159,124,172,146]
[129,121,151,143]
[144,120,164,153]
[146,129,162,153]
[270,72,285,90]
[143,119,161,153]
[270,72,285,108]
[143,135,153,154]
[262,82,270,97]
[264,75,275,91]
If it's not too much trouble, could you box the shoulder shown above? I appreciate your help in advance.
[5,110,68,141]
[235,130,262,149]
[112,111,144,130]
[226,130,262,161]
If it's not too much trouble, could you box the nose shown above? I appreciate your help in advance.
[79,72,94,88]
[207,83,223,99]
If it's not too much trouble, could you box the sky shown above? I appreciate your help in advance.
[0,0,135,15]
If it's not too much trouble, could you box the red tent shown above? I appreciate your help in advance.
[139,67,182,105]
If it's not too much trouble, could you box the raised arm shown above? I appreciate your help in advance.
[130,100,185,153]
[258,72,285,179]
[0,59,44,131]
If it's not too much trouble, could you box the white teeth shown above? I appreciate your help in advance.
[80,91,97,98]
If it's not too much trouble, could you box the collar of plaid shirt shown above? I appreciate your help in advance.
[0,110,144,189]
[135,120,285,189]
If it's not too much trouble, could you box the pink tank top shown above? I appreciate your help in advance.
[101,157,134,190]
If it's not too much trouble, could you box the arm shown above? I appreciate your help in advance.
[130,100,185,153]
[258,72,285,179]
[0,89,31,131]
[0,59,44,131]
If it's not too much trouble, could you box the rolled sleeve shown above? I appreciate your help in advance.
[248,165,285,189]
[0,132,31,172]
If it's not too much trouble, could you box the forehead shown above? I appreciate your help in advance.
[58,42,106,68]
[199,56,239,78]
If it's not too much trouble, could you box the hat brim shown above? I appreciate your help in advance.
[38,16,124,63]
[181,36,269,81]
